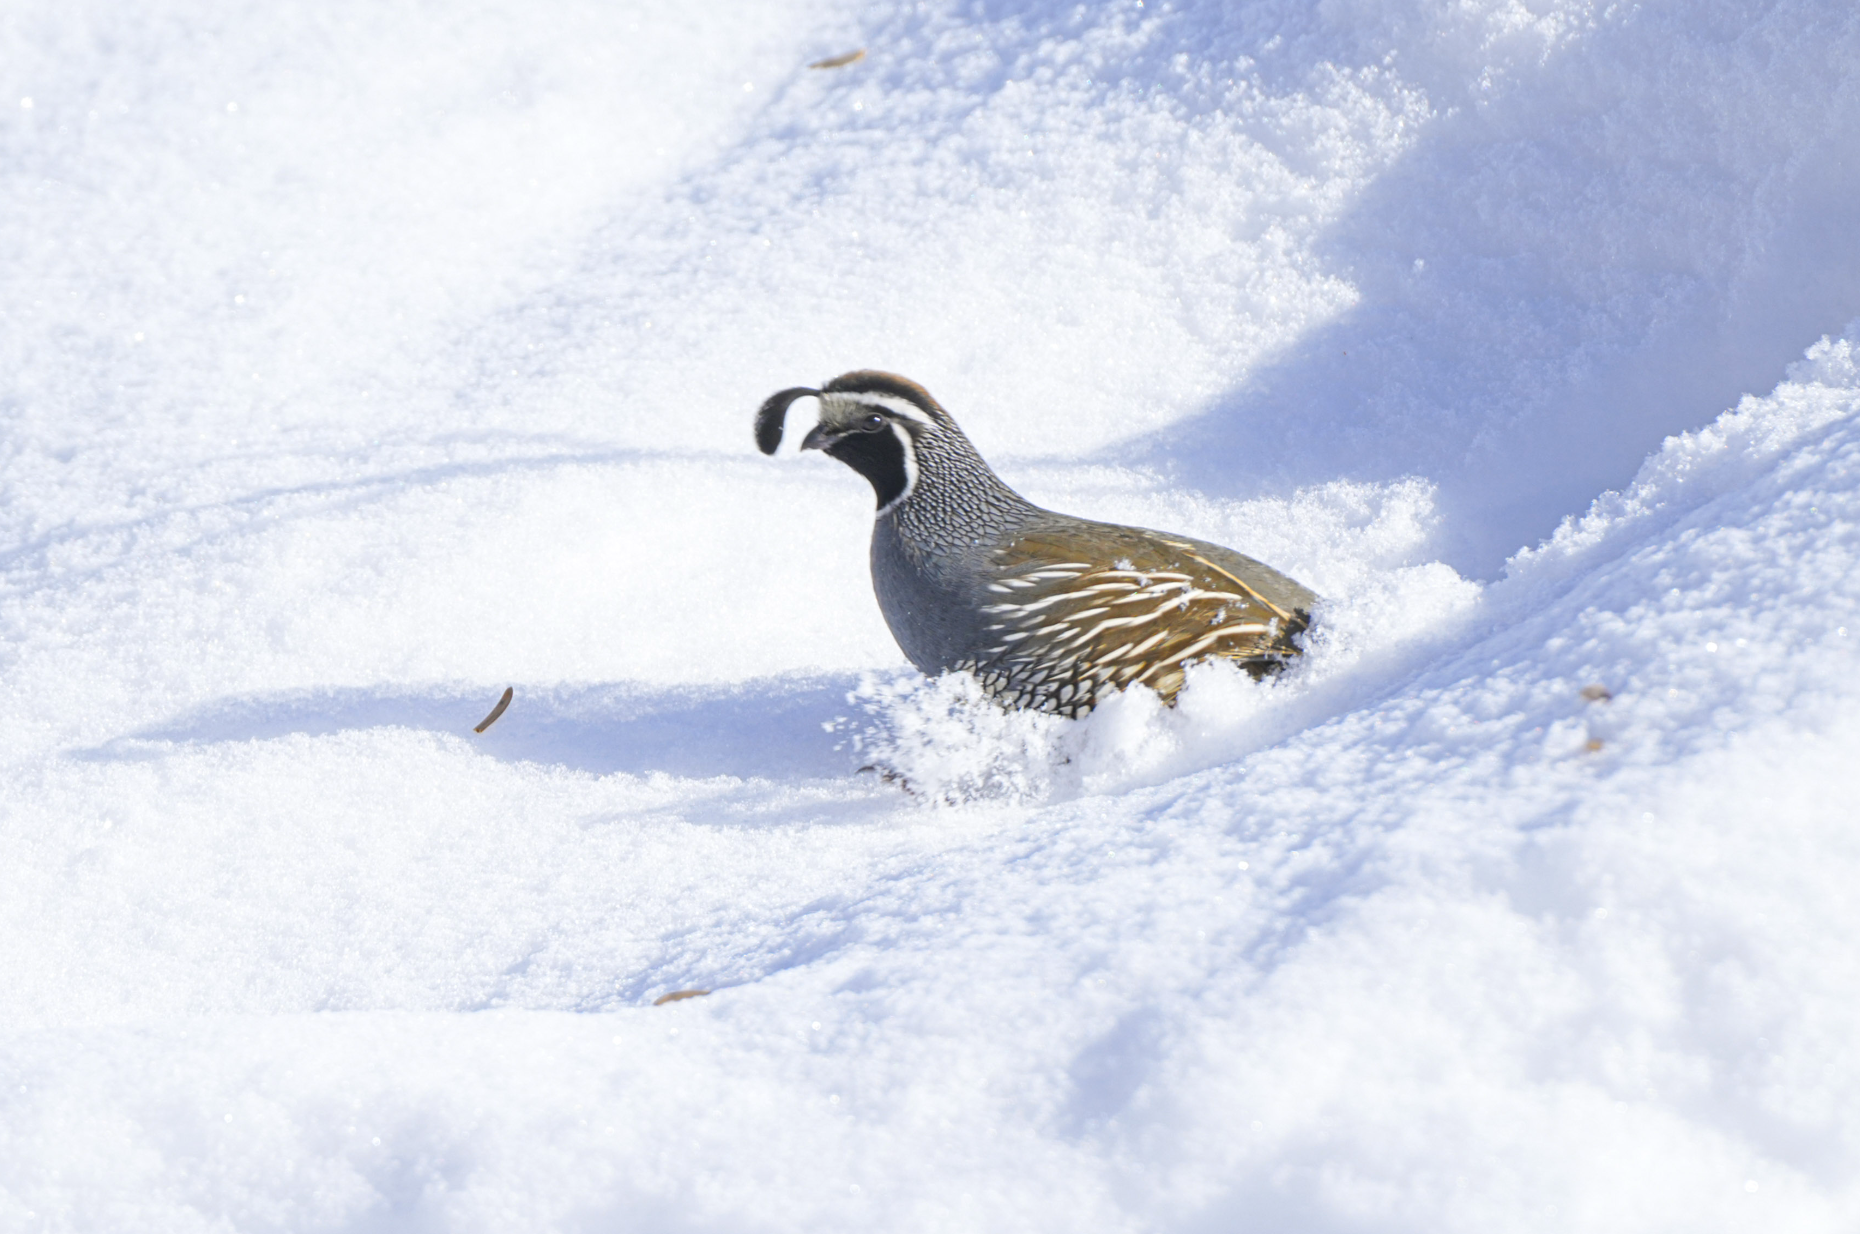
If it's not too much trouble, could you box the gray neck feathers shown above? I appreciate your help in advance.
[884,426,1035,564]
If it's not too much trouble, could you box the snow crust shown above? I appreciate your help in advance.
[3,0,1859,1229]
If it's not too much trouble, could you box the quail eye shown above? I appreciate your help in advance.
[861,413,886,431]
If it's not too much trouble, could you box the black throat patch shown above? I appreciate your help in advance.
[826,426,911,509]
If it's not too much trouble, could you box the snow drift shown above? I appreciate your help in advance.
[3,0,1859,1230]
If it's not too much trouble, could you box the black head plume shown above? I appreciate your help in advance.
[754,386,821,455]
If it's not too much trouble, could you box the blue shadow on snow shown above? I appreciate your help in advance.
[74,674,868,780]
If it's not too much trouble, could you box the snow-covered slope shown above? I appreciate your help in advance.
[3,1,1858,1230]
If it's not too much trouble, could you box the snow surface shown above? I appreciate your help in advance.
[4,0,1860,1229]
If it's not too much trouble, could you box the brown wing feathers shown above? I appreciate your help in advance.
[965,528,1308,714]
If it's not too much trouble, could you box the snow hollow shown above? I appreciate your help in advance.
[3,1,1859,1230]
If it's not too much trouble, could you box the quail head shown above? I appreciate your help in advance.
[756,371,1318,717]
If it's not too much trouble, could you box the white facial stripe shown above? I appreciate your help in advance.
[875,421,919,516]
[828,391,936,427]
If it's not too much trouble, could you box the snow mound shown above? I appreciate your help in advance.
[5,0,1860,1229]
[850,538,1479,805]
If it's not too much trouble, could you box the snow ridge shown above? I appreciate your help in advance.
[4,1,1860,1230]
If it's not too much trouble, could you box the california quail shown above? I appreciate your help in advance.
[756,371,1319,717]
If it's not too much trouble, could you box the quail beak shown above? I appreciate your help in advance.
[800,422,839,452]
